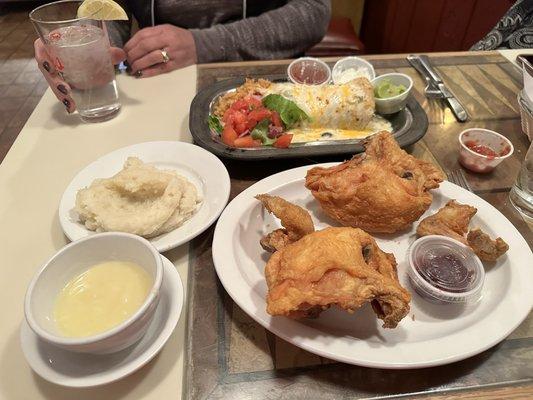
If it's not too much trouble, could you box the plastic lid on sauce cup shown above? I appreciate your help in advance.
[288,57,331,85]
[407,235,485,304]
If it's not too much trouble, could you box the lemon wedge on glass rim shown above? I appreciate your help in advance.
[77,0,128,20]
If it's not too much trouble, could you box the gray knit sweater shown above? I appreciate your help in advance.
[108,0,331,63]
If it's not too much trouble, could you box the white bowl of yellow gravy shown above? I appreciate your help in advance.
[24,232,163,354]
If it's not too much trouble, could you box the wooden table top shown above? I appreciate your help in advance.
[185,51,532,399]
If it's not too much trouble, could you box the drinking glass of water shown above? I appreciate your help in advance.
[510,142,533,221]
[30,0,120,123]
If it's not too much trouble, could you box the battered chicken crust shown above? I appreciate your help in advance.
[417,200,476,244]
[305,131,444,233]
[255,194,314,252]
[467,229,509,262]
[417,200,509,261]
[265,227,411,329]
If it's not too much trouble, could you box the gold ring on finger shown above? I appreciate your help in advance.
[161,49,170,63]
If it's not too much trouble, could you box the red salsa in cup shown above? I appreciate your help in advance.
[288,58,330,85]
[464,140,510,159]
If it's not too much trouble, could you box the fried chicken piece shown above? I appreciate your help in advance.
[256,194,314,252]
[265,227,411,328]
[467,229,509,262]
[416,200,477,244]
[305,131,444,233]
[417,201,509,261]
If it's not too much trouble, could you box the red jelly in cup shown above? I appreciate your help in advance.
[407,236,484,304]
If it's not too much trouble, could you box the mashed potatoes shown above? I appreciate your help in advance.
[75,157,202,238]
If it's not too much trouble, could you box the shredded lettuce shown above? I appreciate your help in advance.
[208,115,223,134]
[251,119,276,146]
[262,94,309,129]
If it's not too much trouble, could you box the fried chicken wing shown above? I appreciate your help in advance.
[416,200,477,244]
[256,194,314,252]
[265,227,411,328]
[417,201,509,261]
[305,132,444,233]
[467,228,509,262]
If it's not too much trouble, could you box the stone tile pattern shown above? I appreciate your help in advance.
[0,3,48,164]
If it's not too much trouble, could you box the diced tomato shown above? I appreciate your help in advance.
[248,108,271,123]
[273,134,293,149]
[245,118,258,131]
[234,122,248,135]
[223,110,248,134]
[221,124,238,146]
[230,99,249,112]
[270,111,282,128]
[234,136,262,148]
[222,109,234,124]
[232,110,247,125]
[244,95,262,109]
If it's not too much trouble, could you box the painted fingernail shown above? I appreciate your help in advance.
[43,61,51,72]
[63,98,71,112]
[135,70,143,78]
[57,84,68,95]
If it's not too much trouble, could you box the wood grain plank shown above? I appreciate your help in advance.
[461,64,518,113]
[433,0,476,51]
[389,0,417,53]
[420,383,533,400]
[404,0,446,52]
[228,306,275,374]
[0,125,22,163]
[437,65,496,121]
[360,0,397,54]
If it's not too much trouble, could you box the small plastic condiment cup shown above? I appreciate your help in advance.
[407,235,485,304]
[331,56,376,84]
[287,57,331,85]
[371,73,413,115]
[458,128,514,173]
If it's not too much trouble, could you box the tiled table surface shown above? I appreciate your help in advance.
[186,53,533,399]
[0,3,48,162]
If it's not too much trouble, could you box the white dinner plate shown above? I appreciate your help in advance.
[212,163,533,369]
[20,255,183,387]
[59,141,230,252]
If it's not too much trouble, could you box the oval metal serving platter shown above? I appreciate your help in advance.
[189,77,428,160]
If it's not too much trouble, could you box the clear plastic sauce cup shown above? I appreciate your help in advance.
[407,235,485,304]
[287,57,331,85]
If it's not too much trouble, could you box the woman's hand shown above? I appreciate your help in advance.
[123,24,197,78]
[34,38,126,113]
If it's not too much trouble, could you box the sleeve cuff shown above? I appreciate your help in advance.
[190,26,237,64]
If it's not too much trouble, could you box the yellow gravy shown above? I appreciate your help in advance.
[53,261,153,338]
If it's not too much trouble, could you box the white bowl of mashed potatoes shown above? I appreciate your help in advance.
[24,232,163,354]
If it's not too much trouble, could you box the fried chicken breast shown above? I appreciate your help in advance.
[417,200,509,261]
[265,227,411,328]
[305,131,444,233]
